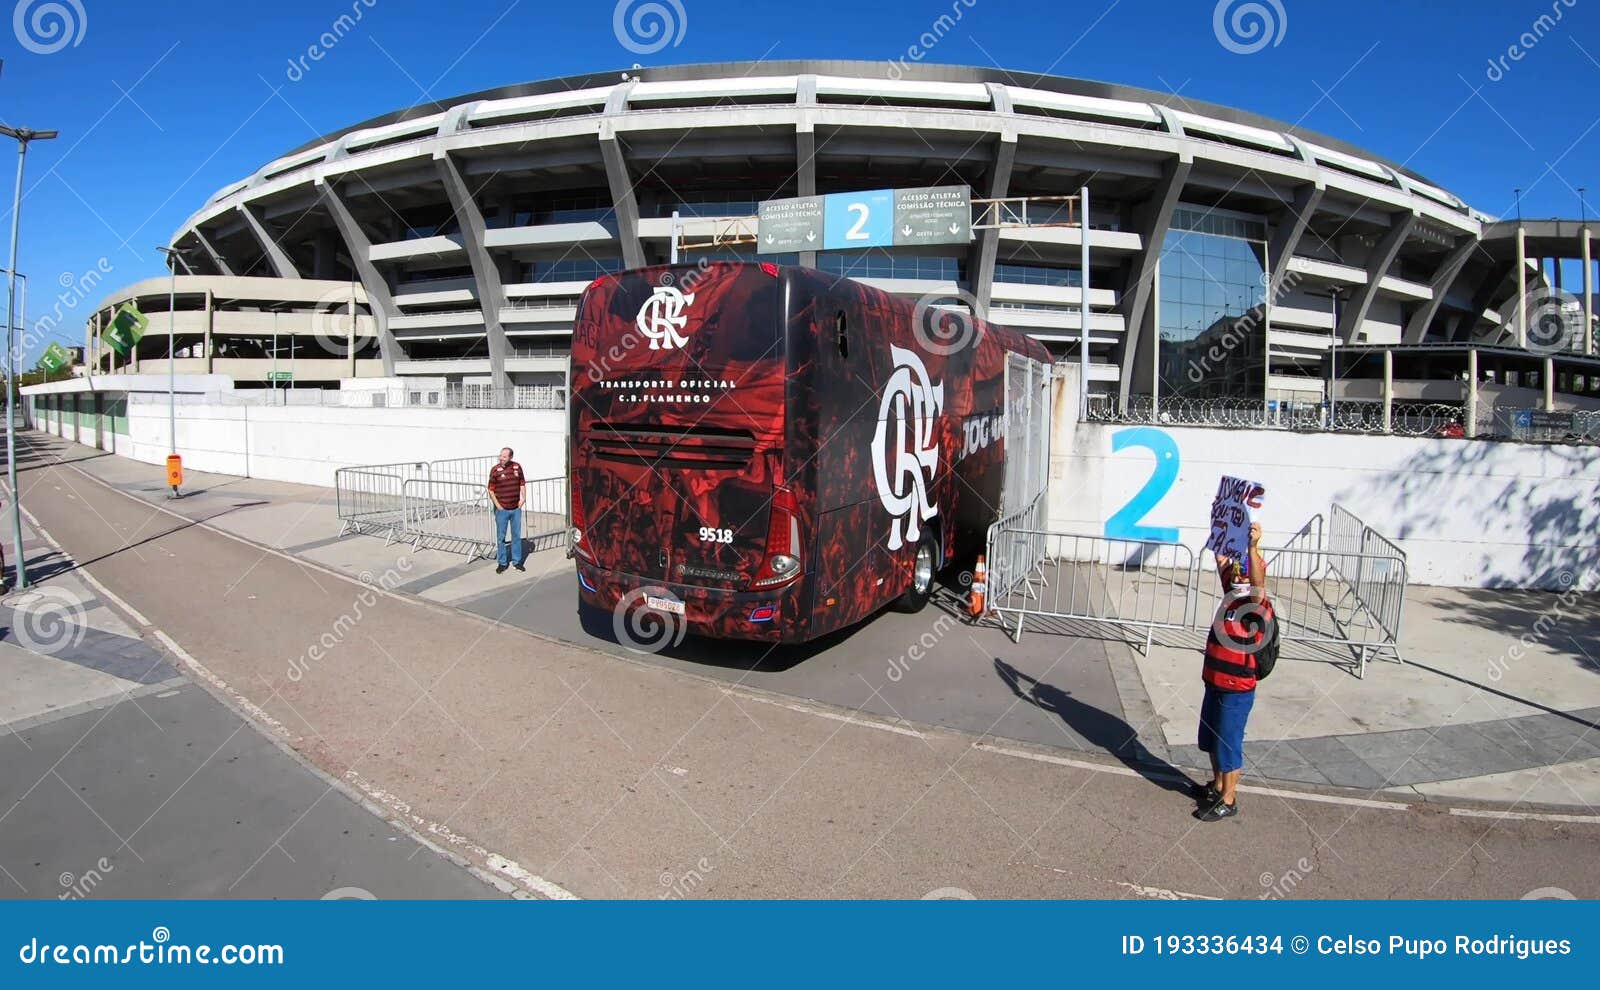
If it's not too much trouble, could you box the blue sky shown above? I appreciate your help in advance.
[2,0,1597,363]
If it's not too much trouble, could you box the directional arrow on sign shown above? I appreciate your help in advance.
[901,224,914,237]
[805,230,816,243]
[948,222,960,234]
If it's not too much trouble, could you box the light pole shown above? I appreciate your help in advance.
[1325,287,1342,429]
[155,245,192,498]
[2,125,58,592]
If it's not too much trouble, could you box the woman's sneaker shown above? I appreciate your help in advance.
[1194,799,1239,823]
[1191,781,1221,806]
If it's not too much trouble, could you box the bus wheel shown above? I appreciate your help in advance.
[892,534,938,614]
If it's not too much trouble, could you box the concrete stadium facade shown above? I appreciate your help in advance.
[85,60,1598,406]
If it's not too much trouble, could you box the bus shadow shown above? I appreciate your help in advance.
[577,598,877,673]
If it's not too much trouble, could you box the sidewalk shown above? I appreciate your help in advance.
[22,434,1600,812]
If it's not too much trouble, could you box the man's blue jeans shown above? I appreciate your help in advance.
[494,506,524,567]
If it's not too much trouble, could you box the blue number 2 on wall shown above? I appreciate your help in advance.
[1104,427,1180,543]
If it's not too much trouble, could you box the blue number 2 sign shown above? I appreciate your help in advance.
[1104,427,1180,543]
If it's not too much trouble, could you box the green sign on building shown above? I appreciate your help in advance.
[38,342,72,373]
[102,303,149,357]
[268,371,294,382]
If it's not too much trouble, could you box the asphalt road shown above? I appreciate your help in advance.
[8,434,1599,900]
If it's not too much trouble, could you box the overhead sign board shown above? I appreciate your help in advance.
[757,185,971,254]
[892,185,971,246]
[757,196,822,253]
[101,303,149,357]
[38,342,71,373]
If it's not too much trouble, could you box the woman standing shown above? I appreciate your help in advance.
[1195,521,1271,822]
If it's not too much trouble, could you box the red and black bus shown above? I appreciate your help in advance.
[568,261,1050,645]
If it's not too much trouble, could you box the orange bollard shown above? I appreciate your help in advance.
[166,454,184,498]
[969,554,987,618]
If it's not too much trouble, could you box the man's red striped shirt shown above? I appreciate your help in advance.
[488,461,524,509]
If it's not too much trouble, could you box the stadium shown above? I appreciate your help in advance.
[77,59,1599,417]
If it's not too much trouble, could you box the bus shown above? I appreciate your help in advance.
[568,261,1051,645]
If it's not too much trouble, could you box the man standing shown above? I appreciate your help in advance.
[487,447,526,574]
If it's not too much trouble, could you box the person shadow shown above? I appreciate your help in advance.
[993,658,1196,796]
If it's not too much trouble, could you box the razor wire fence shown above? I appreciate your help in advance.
[1088,395,1468,438]
[336,455,567,558]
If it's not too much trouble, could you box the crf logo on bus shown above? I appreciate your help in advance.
[872,345,944,551]
[635,285,697,350]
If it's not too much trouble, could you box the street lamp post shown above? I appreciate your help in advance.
[155,245,192,498]
[1326,288,1342,429]
[2,125,58,592]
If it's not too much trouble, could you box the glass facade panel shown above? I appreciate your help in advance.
[1158,206,1267,398]
[816,253,961,281]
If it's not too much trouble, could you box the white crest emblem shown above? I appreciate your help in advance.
[872,346,944,552]
[635,285,697,350]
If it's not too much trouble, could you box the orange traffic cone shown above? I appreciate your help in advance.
[969,555,987,618]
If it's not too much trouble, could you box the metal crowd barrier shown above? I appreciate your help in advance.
[336,455,567,558]
[984,502,1407,678]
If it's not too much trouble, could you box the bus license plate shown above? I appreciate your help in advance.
[645,596,685,616]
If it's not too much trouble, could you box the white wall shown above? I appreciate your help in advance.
[120,395,566,487]
[1047,396,1599,591]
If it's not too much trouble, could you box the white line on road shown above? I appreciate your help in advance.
[1448,806,1600,825]
[722,687,926,738]
[973,742,1415,812]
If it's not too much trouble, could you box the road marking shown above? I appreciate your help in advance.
[1017,862,1219,900]
[19,457,579,902]
[973,742,1414,811]
[1448,806,1600,825]
[722,687,926,738]
[33,441,1595,828]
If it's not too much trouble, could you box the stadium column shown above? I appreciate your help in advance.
[1582,225,1593,356]
[1336,210,1415,344]
[435,152,510,390]
[599,80,645,270]
[1455,261,1514,341]
[237,203,301,279]
[968,82,1015,315]
[796,74,817,269]
[1403,233,1479,343]
[191,227,234,277]
[1116,152,1191,411]
[315,177,400,375]
[204,289,214,373]
[1265,182,1324,300]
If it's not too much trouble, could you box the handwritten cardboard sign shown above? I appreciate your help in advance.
[1206,475,1265,560]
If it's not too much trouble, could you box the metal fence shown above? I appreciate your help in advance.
[222,385,566,410]
[336,455,567,558]
[984,502,1407,678]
